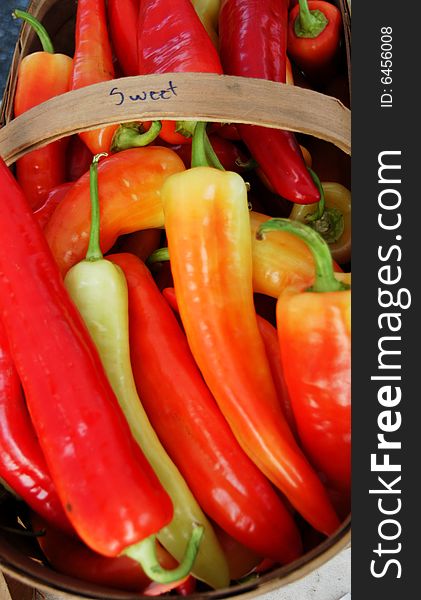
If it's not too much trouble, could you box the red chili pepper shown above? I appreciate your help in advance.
[219,0,319,204]
[137,0,223,147]
[12,10,72,210]
[257,218,351,498]
[0,321,72,534]
[71,0,118,153]
[65,136,94,182]
[163,286,296,435]
[109,253,303,564]
[210,122,241,141]
[287,1,342,83]
[0,158,173,559]
[108,0,139,76]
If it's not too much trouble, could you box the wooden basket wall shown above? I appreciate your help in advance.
[0,1,351,598]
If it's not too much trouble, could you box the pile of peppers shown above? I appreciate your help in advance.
[0,0,350,595]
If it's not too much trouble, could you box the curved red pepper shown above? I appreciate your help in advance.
[0,158,173,557]
[0,321,72,534]
[219,0,319,204]
[108,0,139,77]
[288,1,342,83]
[109,253,303,565]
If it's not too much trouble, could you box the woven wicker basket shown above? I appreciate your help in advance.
[0,1,351,598]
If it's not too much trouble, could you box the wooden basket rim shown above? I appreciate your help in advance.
[0,72,350,166]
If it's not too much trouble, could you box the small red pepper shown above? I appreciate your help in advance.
[0,321,71,534]
[287,1,343,83]
[219,0,319,204]
[0,158,173,560]
[257,218,351,498]
[108,0,139,76]
[13,10,72,210]
[109,253,303,564]
[71,0,118,153]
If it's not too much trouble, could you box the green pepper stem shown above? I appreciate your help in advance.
[257,218,349,293]
[124,524,204,584]
[86,154,108,262]
[305,168,325,222]
[175,120,196,138]
[12,10,55,54]
[295,1,328,39]
[191,122,224,170]
[111,122,162,153]
[146,247,170,267]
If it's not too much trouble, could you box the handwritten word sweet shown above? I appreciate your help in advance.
[110,81,178,106]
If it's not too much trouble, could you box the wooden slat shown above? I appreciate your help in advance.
[0,73,350,166]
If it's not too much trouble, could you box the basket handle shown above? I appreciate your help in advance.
[0,73,350,166]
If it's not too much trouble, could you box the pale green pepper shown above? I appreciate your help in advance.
[64,154,230,589]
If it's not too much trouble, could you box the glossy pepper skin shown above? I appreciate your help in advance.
[33,182,73,230]
[0,321,71,534]
[288,1,342,83]
[191,0,220,47]
[218,0,319,204]
[162,286,296,436]
[162,166,339,535]
[13,10,72,210]
[71,0,118,153]
[0,158,173,557]
[44,147,185,276]
[137,0,223,147]
[108,0,139,76]
[109,253,302,565]
[258,219,351,498]
[63,159,227,589]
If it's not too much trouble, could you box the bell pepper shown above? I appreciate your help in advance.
[219,0,319,204]
[137,0,223,148]
[109,253,302,564]
[64,155,224,588]
[289,181,351,264]
[0,158,177,568]
[257,218,351,498]
[44,147,185,276]
[108,0,139,76]
[71,0,118,153]
[287,0,343,83]
[31,514,190,596]
[12,10,72,210]
[161,123,339,535]
[0,321,71,534]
